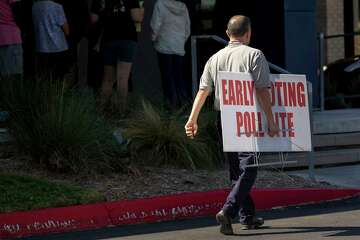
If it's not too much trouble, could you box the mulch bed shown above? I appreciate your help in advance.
[0,145,334,203]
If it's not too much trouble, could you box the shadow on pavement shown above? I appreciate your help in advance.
[235,226,360,237]
[20,196,360,240]
[260,195,360,221]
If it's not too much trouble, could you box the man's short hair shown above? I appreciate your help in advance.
[227,15,251,37]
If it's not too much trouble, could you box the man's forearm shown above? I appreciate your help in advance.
[189,89,210,122]
[131,8,144,23]
[256,87,274,123]
[62,23,70,36]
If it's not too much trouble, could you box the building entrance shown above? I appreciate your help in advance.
[190,0,285,67]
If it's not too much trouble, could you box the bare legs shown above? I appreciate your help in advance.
[100,61,132,113]
[116,62,132,111]
[77,38,89,89]
[101,65,115,105]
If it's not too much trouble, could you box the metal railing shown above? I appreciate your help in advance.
[190,35,315,181]
[318,32,360,111]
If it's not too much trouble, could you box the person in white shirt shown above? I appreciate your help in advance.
[151,0,190,108]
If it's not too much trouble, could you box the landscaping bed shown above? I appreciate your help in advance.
[0,77,334,214]
[0,146,333,213]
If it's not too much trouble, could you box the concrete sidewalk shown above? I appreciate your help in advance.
[118,209,360,240]
[21,196,360,240]
[290,164,360,188]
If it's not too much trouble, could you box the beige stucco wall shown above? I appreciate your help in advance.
[317,0,345,64]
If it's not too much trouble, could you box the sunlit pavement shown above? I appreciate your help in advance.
[22,196,360,240]
[291,164,360,188]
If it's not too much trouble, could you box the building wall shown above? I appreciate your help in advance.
[284,0,319,106]
[353,0,360,55]
[317,0,345,63]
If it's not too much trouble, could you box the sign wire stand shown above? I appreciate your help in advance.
[240,127,300,168]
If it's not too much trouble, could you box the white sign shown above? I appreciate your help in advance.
[219,71,312,152]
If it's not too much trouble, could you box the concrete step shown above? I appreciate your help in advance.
[313,132,360,148]
[261,148,360,168]
[313,109,360,134]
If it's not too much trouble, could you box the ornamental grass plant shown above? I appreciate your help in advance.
[124,100,223,170]
[0,76,125,173]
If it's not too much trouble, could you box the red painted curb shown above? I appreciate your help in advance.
[1,188,359,239]
[104,190,228,226]
[0,204,111,239]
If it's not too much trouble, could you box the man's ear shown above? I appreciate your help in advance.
[226,30,231,39]
[244,30,251,44]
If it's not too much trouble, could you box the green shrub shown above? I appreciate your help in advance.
[197,110,225,167]
[0,76,125,173]
[124,100,221,170]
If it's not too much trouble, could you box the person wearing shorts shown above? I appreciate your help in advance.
[91,0,144,112]
[0,0,23,77]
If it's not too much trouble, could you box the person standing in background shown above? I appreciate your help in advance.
[57,0,90,88]
[32,0,70,80]
[150,0,190,108]
[0,0,23,77]
[21,0,36,79]
[91,0,144,112]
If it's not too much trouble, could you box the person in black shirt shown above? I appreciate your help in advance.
[57,0,89,47]
[91,0,143,111]
[57,0,90,88]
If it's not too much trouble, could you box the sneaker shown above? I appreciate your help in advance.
[241,217,264,230]
[216,210,234,235]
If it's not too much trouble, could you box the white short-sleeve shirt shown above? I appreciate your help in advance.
[199,43,271,110]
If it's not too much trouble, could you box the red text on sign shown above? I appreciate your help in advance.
[236,111,295,138]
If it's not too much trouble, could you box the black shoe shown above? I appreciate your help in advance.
[216,210,234,235]
[241,217,264,230]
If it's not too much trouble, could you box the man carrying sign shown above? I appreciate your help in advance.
[185,15,279,235]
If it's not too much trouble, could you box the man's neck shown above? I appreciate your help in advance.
[229,37,247,45]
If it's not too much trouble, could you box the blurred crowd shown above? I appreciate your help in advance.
[0,0,192,111]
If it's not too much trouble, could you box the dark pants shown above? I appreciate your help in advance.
[157,52,187,108]
[217,113,258,224]
[36,51,71,80]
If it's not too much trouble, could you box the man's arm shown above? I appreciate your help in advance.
[256,87,279,137]
[252,50,279,137]
[150,2,161,41]
[131,8,144,23]
[130,0,144,23]
[61,23,70,36]
[185,8,191,40]
[90,0,103,23]
[185,89,210,139]
[56,5,70,36]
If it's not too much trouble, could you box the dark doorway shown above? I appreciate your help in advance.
[212,0,285,67]
[133,0,287,102]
